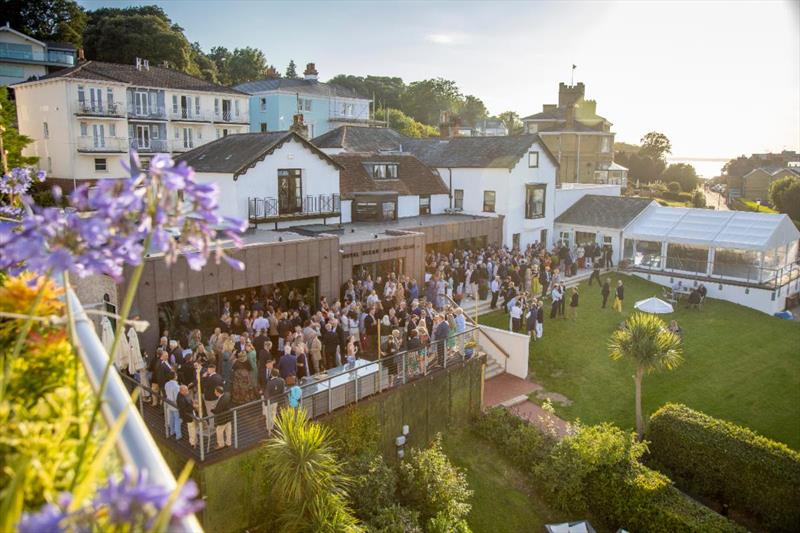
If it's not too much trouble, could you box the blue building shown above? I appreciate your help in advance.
[235,63,378,138]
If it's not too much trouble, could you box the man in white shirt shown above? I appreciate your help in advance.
[164,372,181,440]
[252,311,269,333]
[510,300,523,332]
[490,276,501,310]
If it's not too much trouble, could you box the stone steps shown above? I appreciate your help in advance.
[485,358,504,379]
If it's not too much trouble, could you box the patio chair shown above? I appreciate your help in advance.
[662,289,678,306]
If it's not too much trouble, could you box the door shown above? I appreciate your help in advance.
[278,169,302,214]
[92,124,105,148]
[136,125,150,149]
[181,96,190,118]
[135,92,149,116]
[182,128,193,149]
[89,87,103,112]
[222,99,231,121]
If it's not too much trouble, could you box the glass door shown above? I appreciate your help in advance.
[136,125,150,149]
[278,169,302,214]
[135,91,149,116]
[89,87,103,112]
[92,124,105,148]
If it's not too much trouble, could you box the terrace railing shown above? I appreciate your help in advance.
[119,326,481,462]
[74,101,126,117]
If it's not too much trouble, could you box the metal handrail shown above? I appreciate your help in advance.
[442,293,510,361]
[68,289,202,532]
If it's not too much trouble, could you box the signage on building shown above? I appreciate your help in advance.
[342,243,416,259]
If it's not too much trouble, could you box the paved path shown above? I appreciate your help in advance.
[702,187,728,210]
[484,373,572,439]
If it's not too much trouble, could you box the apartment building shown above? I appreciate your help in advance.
[0,23,76,86]
[522,82,616,185]
[12,59,249,189]
[236,63,378,138]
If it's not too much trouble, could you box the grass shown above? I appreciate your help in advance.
[480,273,800,449]
[738,198,779,213]
[441,428,568,533]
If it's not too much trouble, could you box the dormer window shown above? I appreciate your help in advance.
[370,163,398,179]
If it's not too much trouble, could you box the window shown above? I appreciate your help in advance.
[454,189,464,210]
[341,102,354,116]
[235,100,240,116]
[134,91,149,115]
[151,125,160,139]
[77,85,85,105]
[80,122,88,136]
[277,169,303,214]
[214,98,220,116]
[0,65,24,78]
[419,195,431,215]
[94,158,107,171]
[559,230,571,248]
[42,122,49,139]
[300,98,312,111]
[525,184,546,219]
[483,190,496,212]
[601,136,611,153]
[371,163,398,179]
[260,122,268,132]
[260,97,267,111]
[528,151,539,168]
[666,243,709,274]
[106,88,114,108]
[109,123,116,137]
[195,97,200,116]
[172,95,178,114]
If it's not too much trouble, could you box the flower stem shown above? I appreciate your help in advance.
[0,270,52,401]
[69,233,152,491]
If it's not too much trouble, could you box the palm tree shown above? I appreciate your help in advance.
[263,408,362,533]
[609,312,683,440]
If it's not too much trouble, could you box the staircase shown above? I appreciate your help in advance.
[485,357,504,379]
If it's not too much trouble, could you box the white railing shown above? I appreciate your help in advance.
[76,136,128,152]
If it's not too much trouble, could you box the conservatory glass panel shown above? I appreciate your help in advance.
[712,248,760,280]
[666,243,708,273]
[627,240,662,267]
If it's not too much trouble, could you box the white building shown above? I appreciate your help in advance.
[176,131,343,230]
[0,23,75,86]
[12,59,249,189]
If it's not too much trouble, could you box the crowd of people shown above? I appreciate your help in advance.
[126,238,621,450]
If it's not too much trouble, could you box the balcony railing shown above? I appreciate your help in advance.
[129,139,170,153]
[77,136,128,153]
[169,139,197,153]
[74,101,126,117]
[127,104,167,120]
[119,327,481,462]
[0,47,75,65]
[216,110,248,123]
[248,193,341,225]
[68,289,202,531]
[169,108,213,122]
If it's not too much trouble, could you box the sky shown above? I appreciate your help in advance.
[78,0,800,160]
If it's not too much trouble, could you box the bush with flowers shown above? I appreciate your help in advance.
[0,153,247,531]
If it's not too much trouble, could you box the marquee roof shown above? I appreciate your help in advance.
[623,206,799,251]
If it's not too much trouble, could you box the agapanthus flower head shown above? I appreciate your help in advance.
[0,152,245,279]
[0,167,46,195]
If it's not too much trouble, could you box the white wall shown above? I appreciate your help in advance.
[631,271,797,315]
[194,137,340,224]
[398,195,419,218]
[431,193,449,214]
[554,183,621,218]
[478,325,529,379]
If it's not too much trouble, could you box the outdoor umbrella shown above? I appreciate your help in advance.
[127,327,146,374]
[634,297,674,314]
[100,316,115,355]
[115,327,131,370]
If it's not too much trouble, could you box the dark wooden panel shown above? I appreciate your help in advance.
[245,247,260,288]
[217,253,233,293]
[230,249,247,290]
[203,258,219,295]
[186,257,204,298]
[153,258,172,304]
[271,244,285,282]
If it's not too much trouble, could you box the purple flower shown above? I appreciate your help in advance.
[18,493,72,533]
[0,167,45,195]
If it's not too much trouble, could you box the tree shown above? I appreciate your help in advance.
[383,108,438,138]
[662,163,699,192]
[639,131,672,161]
[262,409,361,533]
[84,6,197,73]
[400,78,462,125]
[769,175,800,220]
[667,181,682,193]
[286,59,299,79]
[3,0,87,48]
[497,111,524,135]
[225,47,267,85]
[691,190,707,208]
[328,75,406,110]
[0,88,38,171]
[615,151,666,184]
[722,155,758,178]
[457,95,488,128]
[189,42,219,83]
[608,312,683,439]
[207,46,232,84]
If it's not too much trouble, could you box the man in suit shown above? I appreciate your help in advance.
[432,314,450,364]
[601,279,611,309]
[212,386,232,449]
[177,385,197,448]
[278,346,298,380]
[263,368,285,435]
[201,363,224,431]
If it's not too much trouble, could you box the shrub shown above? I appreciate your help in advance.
[368,504,422,533]
[647,403,800,532]
[346,454,398,520]
[397,434,472,525]
[426,511,472,533]
[659,191,692,202]
[667,181,682,193]
[691,190,706,208]
[473,407,554,469]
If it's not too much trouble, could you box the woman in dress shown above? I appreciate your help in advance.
[220,337,235,388]
[246,341,258,385]
[231,351,258,406]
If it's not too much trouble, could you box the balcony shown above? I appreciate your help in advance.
[0,47,75,66]
[215,110,249,124]
[74,101,126,118]
[168,108,213,123]
[77,136,128,153]
[127,104,167,121]
[129,138,170,153]
[248,194,341,226]
[169,139,197,153]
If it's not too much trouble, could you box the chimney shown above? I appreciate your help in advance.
[265,66,280,79]
[438,111,460,139]
[290,114,309,139]
[143,59,150,71]
[303,63,318,81]
[77,48,85,62]
[135,57,142,70]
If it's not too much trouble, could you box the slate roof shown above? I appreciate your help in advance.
[175,131,340,177]
[234,78,364,99]
[745,166,800,178]
[403,134,559,169]
[312,126,410,153]
[522,106,610,132]
[555,195,654,229]
[333,153,448,199]
[17,60,245,94]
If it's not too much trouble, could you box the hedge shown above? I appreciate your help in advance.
[647,403,800,532]
[659,191,693,202]
[473,408,741,532]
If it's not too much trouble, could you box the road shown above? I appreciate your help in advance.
[702,186,728,210]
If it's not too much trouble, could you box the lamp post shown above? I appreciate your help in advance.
[756,199,761,212]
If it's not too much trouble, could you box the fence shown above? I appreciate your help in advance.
[120,326,481,462]
[247,194,341,222]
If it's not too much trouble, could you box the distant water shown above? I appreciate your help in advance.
[667,157,730,179]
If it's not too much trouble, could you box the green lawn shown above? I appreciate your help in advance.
[442,429,569,533]
[738,198,778,213]
[480,273,800,449]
